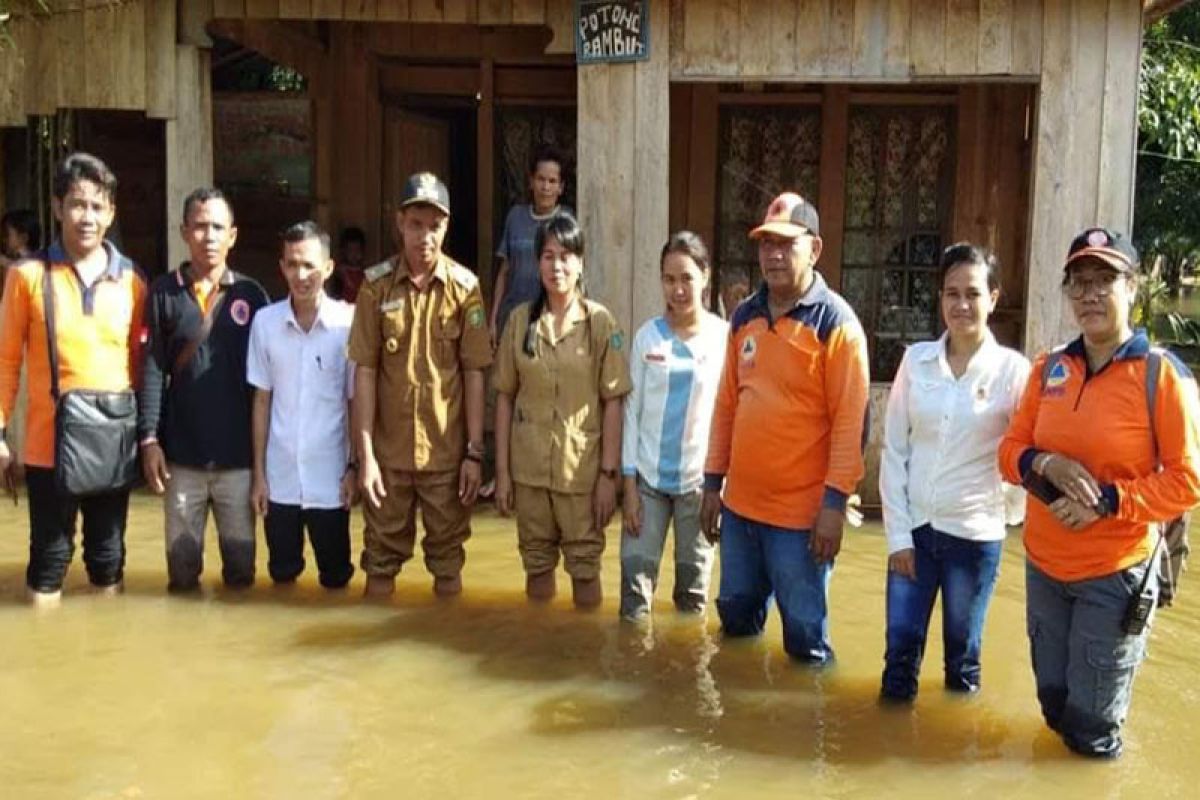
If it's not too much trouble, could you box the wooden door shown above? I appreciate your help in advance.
[381,107,451,252]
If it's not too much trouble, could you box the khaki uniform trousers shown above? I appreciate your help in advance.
[514,483,605,580]
[361,467,469,579]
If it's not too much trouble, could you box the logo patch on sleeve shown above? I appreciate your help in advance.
[1043,360,1070,396]
[466,305,485,328]
[610,332,624,351]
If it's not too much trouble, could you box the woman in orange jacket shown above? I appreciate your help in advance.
[998,227,1200,759]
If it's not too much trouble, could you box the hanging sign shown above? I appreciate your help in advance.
[575,1,650,64]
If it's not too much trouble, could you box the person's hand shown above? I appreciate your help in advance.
[360,455,387,509]
[622,483,643,536]
[593,473,618,530]
[339,468,359,509]
[459,458,482,506]
[495,471,514,516]
[810,506,845,564]
[888,548,916,579]
[701,489,722,543]
[141,442,171,495]
[251,473,270,517]
[1040,453,1102,508]
[0,440,11,478]
[1049,496,1101,530]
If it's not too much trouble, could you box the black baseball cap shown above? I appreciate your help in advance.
[1064,227,1138,274]
[399,172,450,216]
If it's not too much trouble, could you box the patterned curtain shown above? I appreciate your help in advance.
[841,106,954,381]
[717,105,822,296]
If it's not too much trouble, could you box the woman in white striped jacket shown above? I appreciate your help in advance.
[619,231,728,621]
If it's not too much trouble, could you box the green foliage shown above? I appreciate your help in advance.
[1136,6,1200,296]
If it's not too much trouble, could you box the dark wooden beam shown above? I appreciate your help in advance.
[206,19,330,78]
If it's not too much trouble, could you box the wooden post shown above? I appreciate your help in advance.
[166,45,215,270]
[576,0,669,336]
[478,58,495,297]
[1024,0,1140,356]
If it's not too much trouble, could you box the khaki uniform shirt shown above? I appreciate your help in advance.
[494,298,632,493]
[348,253,492,472]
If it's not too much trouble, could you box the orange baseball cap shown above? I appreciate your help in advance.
[749,192,820,240]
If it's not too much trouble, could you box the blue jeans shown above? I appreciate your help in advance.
[881,525,1003,699]
[715,508,833,664]
[1026,559,1155,759]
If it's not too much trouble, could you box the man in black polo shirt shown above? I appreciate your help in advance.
[137,188,270,591]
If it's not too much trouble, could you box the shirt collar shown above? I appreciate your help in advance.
[285,292,332,331]
[536,295,589,342]
[176,262,236,288]
[746,271,830,319]
[396,253,447,286]
[918,329,1000,363]
[1063,328,1150,361]
[47,239,128,281]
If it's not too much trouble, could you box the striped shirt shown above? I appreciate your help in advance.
[622,313,728,494]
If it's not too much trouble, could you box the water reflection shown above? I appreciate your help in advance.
[1,496,1198,799]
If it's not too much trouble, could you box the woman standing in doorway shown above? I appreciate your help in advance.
[489,146,571,350]
[493,212,630,608]
[619,231,727,621]
[879,243,1030,702]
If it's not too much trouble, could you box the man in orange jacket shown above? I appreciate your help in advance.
[0,153,147,607]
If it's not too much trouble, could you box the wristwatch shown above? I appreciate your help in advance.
[600,467,618,480]
[345,461,359,473]
[465,441,485,463]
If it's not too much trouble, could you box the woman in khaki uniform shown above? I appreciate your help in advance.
[494,212,631,608]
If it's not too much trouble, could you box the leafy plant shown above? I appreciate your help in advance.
[1136,7,1200,295]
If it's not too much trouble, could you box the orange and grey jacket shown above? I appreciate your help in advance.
[0,241,147,468]
[704,274,870,530]
[998,331,1200,581]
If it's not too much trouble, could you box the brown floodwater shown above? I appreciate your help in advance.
[2,494,1198,799]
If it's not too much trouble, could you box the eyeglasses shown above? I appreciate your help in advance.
[1063,273,1123,299]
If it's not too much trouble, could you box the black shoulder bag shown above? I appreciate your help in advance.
[42,262,140,496]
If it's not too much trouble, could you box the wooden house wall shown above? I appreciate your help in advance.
[0,0,1145,354]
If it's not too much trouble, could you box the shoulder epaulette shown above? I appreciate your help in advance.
[364,261,393,283]
[447,261,479,290]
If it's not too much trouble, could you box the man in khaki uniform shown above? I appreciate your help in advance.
[349,172,492,597]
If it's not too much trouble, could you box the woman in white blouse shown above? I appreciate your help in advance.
[879,243,1030,702]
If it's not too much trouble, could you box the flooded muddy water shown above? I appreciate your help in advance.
[2,494,1198,799]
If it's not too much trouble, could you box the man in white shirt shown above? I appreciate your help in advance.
[248,221,357,588]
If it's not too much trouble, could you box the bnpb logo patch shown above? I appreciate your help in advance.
[1042,359,1069,396]
[739,335,757,362]
[229,299,251,326]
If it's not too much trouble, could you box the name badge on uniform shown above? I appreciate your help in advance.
[380,298,403,313]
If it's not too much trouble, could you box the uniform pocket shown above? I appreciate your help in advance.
[434,315,461,367]
[1085,636,1146,723]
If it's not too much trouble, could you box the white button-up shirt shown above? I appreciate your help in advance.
[247,295,355,509]
[879,332,1031,554]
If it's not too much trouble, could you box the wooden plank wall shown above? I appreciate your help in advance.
[209,0,576,52]
[671,0,1045,80]
[0,1,177,125]
[1026,0,1142,356]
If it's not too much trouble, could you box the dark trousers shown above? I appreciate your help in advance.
[25,466,130,592]
[881,524,1003,700]
[264,502,354,588]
